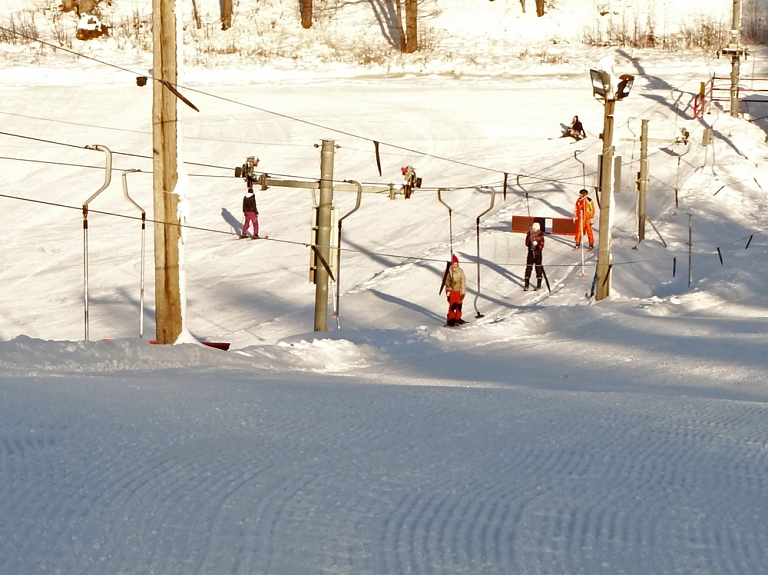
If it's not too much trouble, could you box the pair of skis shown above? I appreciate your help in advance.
[522,270,551,293]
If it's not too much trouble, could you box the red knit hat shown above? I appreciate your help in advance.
[451,254,459,263]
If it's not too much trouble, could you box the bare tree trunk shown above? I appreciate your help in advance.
[192,0,201,29]
[405,0,418,53]
[535,0,545,17]
[395,0,406,52]
[222,0,233,30]
[301,0,313,29]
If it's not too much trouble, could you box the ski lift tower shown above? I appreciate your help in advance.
[720,0,747,118]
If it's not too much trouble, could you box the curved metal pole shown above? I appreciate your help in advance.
[436,188,453,256]
[675,135,693,202]
[334,180,363,329]
[122,169,147,339]
[705,111,719,176]
[82,145,113,341]
[473,186,496,318]
[573,150,597,193]
[573,150,586,189]
[516,174,533,220]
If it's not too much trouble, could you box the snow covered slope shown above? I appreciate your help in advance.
[2,3,768,574]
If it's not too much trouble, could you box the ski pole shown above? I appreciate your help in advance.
[541,265,551,293]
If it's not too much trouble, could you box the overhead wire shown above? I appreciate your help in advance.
[0,26,711,199]
[0,109,313,148]
[3,187,742,270]
[0,127,602,192]
[2,26,751,277]
[0,26,511,177]
[2,25,693,190]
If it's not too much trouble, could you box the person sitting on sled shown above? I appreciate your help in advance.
[563,115,587,140]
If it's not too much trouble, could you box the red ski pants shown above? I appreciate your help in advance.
[575,217,594,246]
[447,291,464,322]
[242,212,259,236]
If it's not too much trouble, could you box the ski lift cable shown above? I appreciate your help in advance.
[0,128,603,192]
[0,188,736,268]
[3,135,756,201]
[0,25,702,184]
[0,27,506,175]
[3,189,736,270]
[0,31,723,203]
[0,110,309,148]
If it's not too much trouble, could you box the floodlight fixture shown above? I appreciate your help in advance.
[590,69,611,100]
[591,69,634,101]
[616,74,635,100]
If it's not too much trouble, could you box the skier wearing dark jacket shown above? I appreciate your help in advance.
[524,222,545,291]
[241,187,259,238]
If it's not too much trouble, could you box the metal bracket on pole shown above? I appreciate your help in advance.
[645,218,667,247]
[310,245,335,283]
[473,186,496,319]
[122,169,147,339]
[82,144,113,341]
[436,188,454,257]
[159,79,200,112]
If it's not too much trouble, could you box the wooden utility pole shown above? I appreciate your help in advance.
[314,140,335,332]
[152,0,183,344]
[637,119,649,242]
[595,99,615,301]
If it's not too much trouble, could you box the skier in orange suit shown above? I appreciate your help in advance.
[573,188,595,250]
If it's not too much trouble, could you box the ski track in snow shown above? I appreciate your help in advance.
[1,374,767,575]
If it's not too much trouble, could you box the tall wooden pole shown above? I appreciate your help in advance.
[314,140,335,332]
[152,0,183,344]
[595,98,615,301]
[637,119,649,242]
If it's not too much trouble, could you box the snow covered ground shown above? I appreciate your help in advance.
[2,1,768,574]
